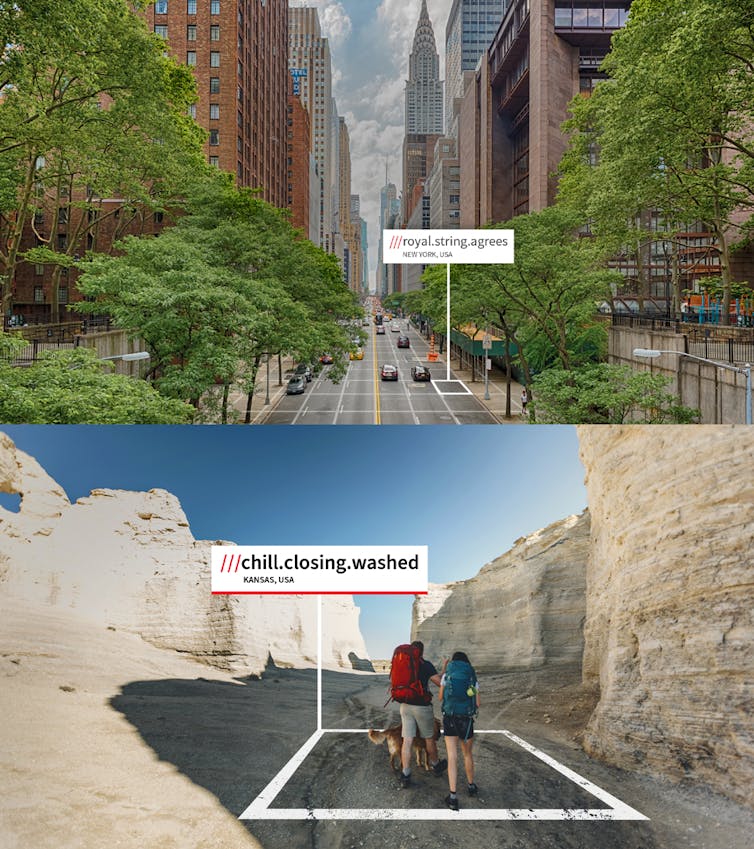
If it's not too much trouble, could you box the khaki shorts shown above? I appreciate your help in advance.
[399,702,436,739]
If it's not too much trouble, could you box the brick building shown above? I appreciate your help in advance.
[149,0,288,206]
[286,82,311,238]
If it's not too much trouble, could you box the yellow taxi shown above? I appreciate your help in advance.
[349,347,364,361]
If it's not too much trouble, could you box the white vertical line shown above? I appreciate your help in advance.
[446,262,451,382]
[317,594,322,732]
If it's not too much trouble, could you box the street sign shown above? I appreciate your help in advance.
[482,334,492,350]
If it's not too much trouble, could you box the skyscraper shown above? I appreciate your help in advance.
[288,6,333,250]
[402,1,444,222]
[405,1,444,135]
[445,0,507,138]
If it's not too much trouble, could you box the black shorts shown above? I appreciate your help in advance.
[443,714,474,739]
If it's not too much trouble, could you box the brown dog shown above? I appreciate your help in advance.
[368,718,441,771]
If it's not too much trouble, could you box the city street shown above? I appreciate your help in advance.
[265,321,498,425]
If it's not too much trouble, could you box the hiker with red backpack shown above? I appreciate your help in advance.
[388,640,448,789]
[439,650,480,811]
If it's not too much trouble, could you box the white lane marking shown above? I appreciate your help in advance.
[331,365,351,425]
[240,729,649,822]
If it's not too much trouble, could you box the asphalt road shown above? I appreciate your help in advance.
[264,322,498,425]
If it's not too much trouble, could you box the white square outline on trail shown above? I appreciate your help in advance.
[432,379,473,396]
[239,599,648,821]
[239,727,649,822]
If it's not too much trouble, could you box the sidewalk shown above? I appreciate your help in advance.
[227,354,296,424]
[435,352,529,424]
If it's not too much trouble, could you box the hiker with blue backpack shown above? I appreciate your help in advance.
[439,650,480,811]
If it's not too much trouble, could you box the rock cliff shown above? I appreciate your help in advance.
[412,511,590,673]
[0,433,370,676]
[577,425,753,808]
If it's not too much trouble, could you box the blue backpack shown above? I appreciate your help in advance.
[442,660,477,716]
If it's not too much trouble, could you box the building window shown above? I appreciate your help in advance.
[59,287,68,304]
[211,0,220,13]
[210,77,220,93]
[210,25,220,41]
[33,286,44,303]
[35,264,44,276]
[154,25,168,38]
[154,211,164,224]
[209,129,219,146]
[188,104,196,119]
[209,156,220,167]
[186,51,196,66]
[210,51,220,67]
[187,25,196,41]
[187,0,196,13]
[57,233,67,251]
[210,103,219,120]
[155,0,168,14]
[33,211,44,228]
[449,195,460,204]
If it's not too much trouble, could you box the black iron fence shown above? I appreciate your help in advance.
[1,336,79,365]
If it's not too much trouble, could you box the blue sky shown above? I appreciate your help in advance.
[1,425,587,658]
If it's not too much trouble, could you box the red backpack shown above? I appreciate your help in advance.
[389,644,430,704]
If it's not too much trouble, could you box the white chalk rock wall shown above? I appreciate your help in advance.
[0,435,370,676]
[577,425,754,807]
[412,512,590,672]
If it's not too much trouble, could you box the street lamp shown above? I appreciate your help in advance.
[633,348,752,424]
[99,351,150,362]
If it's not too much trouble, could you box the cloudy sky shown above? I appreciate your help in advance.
[291,0,456,288]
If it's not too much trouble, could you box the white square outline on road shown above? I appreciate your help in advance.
[239,599,648,822]
[432,379,473,396]
[239,727,649,821]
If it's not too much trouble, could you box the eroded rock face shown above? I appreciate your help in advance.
[577,425,754,808]
[0,435,370,676]
[412,512,590,673]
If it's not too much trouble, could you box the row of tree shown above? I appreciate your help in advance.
[0,1,361,423]
[405,0,753,422]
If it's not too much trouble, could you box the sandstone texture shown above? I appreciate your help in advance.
[412,511,590,673]
[0,434,370,676]
[577,425,754,808]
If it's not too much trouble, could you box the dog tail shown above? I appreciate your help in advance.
[367,729,387,745]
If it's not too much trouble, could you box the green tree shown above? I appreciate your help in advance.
[73,174,359,422]
[0,347,194,423]
[0,0,206,319]
[560,0,754,323]
[531,363,700,424]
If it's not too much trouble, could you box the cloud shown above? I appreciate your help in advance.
[296,0,353,47]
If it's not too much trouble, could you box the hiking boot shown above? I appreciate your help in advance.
[445,794,459,811]
[467,782,479,796]
[431,758,448,776]
[399,773,412,789]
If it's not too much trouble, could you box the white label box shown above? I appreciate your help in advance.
[211,545,428,594]
[383,229,514,265]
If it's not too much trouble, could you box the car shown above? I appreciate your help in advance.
[397,335,410,348]
[286,375,306,395]
[380,364,398,381]
[362,318,370,326]
[294,363,313,382]
[349,347,364,360]
[319,353,334,365]
[390,322,400,332]
[411,365,431,382]
[376,325,386,335]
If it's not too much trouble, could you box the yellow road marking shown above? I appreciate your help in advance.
[372,324,381,424]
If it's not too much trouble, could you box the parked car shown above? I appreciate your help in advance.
[294,363,313,382]
[397,335,410,348]
[286,375,306,395]
[380,364,398,381]
[319,353,334,365]
[411,365,431,382]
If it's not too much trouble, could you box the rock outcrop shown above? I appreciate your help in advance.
[577,425,753,808]
[0,434,370,676]
[412,512,590,673]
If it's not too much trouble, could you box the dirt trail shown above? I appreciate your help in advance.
[1,606,751,849]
